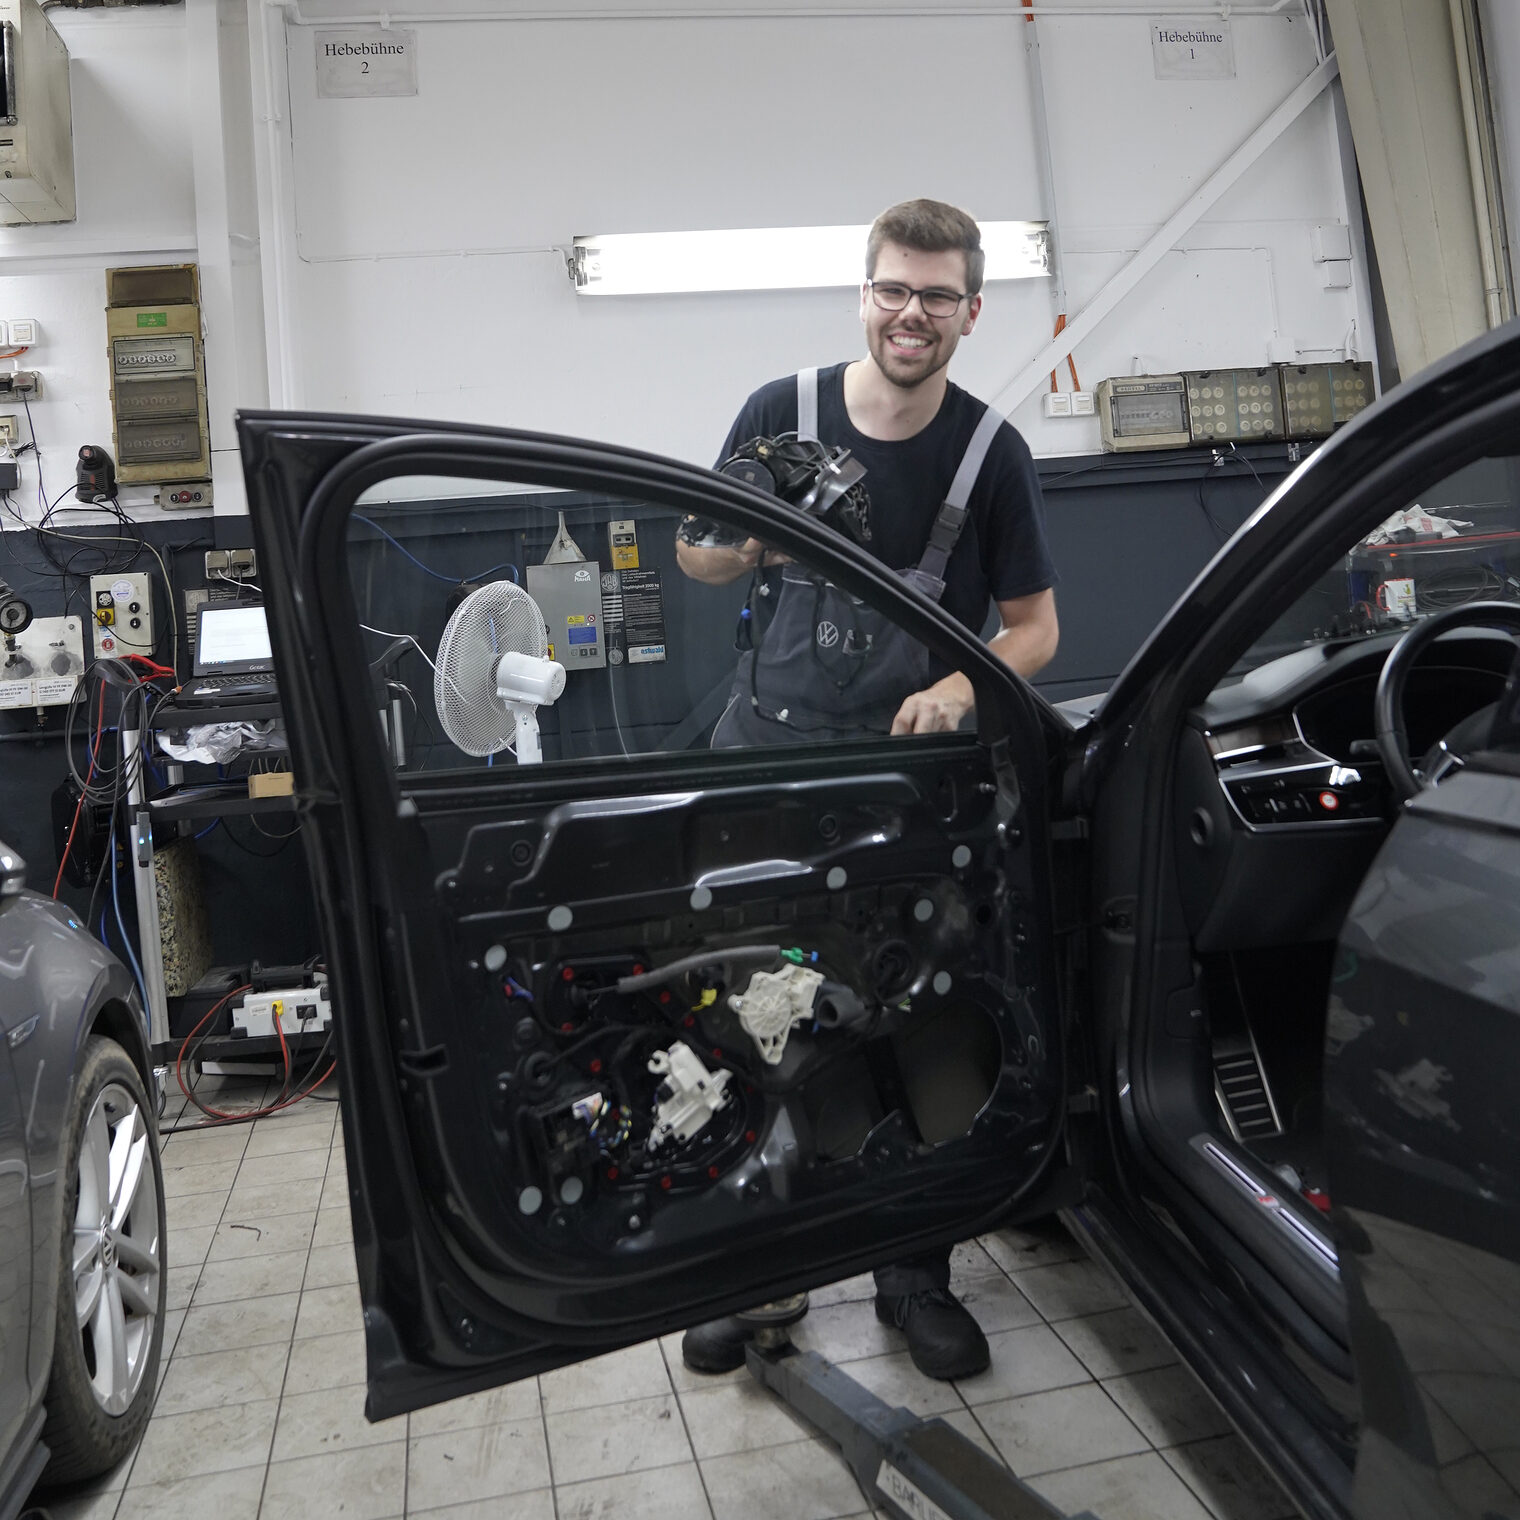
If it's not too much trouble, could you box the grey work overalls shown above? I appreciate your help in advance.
[711,367,1006,748]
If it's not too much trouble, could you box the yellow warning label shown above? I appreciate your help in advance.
[609,519,640,570]
[566,614,587,626]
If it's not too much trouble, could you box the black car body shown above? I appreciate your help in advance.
[0,844,167,1519]
[237,319,1520,1520]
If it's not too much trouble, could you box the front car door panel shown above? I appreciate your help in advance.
[239,415,1073,1416]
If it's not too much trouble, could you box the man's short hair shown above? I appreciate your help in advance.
[866,199,985,295]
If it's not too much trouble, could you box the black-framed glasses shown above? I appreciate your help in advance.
[866,279,971,319]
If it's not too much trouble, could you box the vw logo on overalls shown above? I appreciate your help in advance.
[815,621,840,648]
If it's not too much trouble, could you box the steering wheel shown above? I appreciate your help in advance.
[1374,600,1520,800]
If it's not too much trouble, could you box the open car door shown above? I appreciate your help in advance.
[237,413,1082,1418]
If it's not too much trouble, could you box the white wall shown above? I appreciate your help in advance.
[1,0,1367,530]
[270,1,1364,468]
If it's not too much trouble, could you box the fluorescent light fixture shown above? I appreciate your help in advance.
[570,221,1049,296]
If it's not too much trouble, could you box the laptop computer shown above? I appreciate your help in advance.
[178,603,279,703]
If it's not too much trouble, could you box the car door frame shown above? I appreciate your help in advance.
[1066,324,1520,1519]
[239,412,1086,1416]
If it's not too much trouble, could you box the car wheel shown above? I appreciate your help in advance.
[40,1036,167,1483]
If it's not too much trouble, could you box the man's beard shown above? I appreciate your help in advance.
[870,327,951,390]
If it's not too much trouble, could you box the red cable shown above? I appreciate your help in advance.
[52,684,108,898]
[176,983,335,1123]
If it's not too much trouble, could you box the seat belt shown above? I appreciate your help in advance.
[795,369,1005,604]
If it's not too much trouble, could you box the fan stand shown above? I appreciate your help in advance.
[508,703,543,764]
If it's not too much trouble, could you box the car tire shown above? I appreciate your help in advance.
[39,1035,167,1484]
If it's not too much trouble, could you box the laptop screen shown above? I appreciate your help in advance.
[195,604,274,676]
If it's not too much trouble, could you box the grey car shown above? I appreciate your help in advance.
[0,842,166,1518]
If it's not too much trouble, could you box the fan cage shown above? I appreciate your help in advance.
[434,582,548,756]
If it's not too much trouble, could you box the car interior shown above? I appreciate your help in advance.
[1116,452,1520,1421]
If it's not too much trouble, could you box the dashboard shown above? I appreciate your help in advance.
[1174,630,1513,949]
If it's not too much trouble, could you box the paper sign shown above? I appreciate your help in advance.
[1152,20,1235,79]
[315,29,418,98]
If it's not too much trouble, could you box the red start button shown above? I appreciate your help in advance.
[1318,791,1340,811]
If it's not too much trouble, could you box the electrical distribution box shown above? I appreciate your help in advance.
[1099,362,1376,452]
[1096,375,1191,451]
[232,984,333,1042]
[105,264,211,486]
[1183,368,1284,444]
[0,0,74,226]
[1278,362,1373,438]
[526,561,606,670]
[88,571,153,662]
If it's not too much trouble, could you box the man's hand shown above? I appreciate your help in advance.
[674,534,790,586]
[891,674,974,735]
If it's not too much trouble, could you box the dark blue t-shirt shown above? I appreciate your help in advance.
[717,362,1057,637]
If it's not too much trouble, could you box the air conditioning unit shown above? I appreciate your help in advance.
[0,0,74,226]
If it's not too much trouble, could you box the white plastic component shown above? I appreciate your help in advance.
[7,319,36,346]
[1321,261,1352,290]
[1041,392,1072,418]
[1311,223,1352,263]
[0,613,82,707]
[730,965,823,1065]
[646,1042,731,1152]
[494,649,567,764]
[1070,391,1096,416]
[0,322,11,348]
[232,984,332,1041]
[89,570,153,661]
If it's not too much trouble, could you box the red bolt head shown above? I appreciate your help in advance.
[707,1165,719,1179]
[659,990,672,1004]
[712,1048,722,1059]
[633,963,645,975]
[561,967,575,981]
[683,1015,695,1028]
[660,1175,672,1190]
[606,1165,619,1181]
[744,1129,756,1143]
[589,1058,602,1074]
[561,1022,574,1033]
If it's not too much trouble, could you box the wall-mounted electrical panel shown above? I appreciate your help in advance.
[89,570,154,662]
[1096,375,1191,451]
[1278,362,1373,438]
[1183,368,1284,443]
[527,561,606,669]
[0,0,74,226]
[1099,362,1375,452]
[105,264,211,486]
[0,613,82,707]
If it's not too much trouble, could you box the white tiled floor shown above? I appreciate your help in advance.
[35,1079,1296,1520]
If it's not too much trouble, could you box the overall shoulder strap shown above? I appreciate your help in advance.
[907,401,1008,602]
[796,367,820,442]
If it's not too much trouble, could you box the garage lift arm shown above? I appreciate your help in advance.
[746,1331,1095,1520]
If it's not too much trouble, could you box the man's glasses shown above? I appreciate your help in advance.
[866,279,971,319]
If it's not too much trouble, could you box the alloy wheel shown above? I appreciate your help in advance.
[71,1081,161,1416]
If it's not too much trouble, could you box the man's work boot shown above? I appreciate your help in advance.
[875,1286,990,1381]
[681,1293,810,1373]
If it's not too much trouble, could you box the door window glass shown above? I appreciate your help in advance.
[1240,456,1520,677]
[347,476,954,774]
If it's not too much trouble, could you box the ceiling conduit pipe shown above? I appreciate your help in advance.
[1449,0,1513,327]
[273,2,1301,26]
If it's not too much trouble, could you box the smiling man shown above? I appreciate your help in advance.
[678,198,1058,746]
[675,200,1060,1381]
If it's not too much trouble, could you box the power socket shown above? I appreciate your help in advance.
[229,548,257,576]
[204,550,231,575]
[0,372,41,400]
[0,416,18,448]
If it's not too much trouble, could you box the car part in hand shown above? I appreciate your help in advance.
[679,433,872,550]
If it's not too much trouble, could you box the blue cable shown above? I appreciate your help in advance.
[110,854,148,1010]
[353,515,519,584]
[194,819,221,840]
